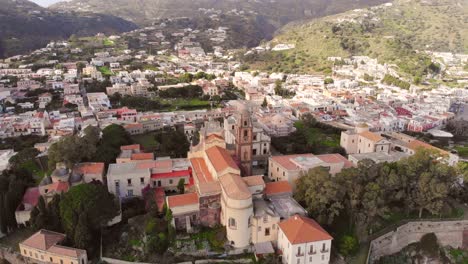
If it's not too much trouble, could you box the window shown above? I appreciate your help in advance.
[309,245,314,254]
[244,130,248,137]
[23,250,26,254]
[140,177,145,185]
[283,172,285,176]
[263,149,267,154]
[265,228,270,236]
[277,167,279,172]
[253,149,257,155]
[253,135,257,140]
[244,121,247,126]
[368,144,370,147]
[127,179,132,186]
[169,179,173,184]
[352,139,355,143]
[297,260,300,264]
[50,257,53,262]
[128,190,133,196]
[309,257,312,262]
[232,125,234,130]
[228,218,236,229]
[60,260,64,264]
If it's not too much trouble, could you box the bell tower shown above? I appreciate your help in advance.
[235,105,253,176]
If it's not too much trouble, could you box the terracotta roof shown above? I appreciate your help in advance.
[197,181,221,196]
[219,173,251,200]
[131,153,154,161]
[278,215,333,244]
[206,146,240,173]
[151,170,190,179]
[125,123,143,129]
[73,162,105,175]
[48,245,86,258]
[407,140,449,155]
[47,182,69,193]
[21,187,40,207]
[167,192,199,208]
[271,154,315,171]
[206,134,224,142]
[359,131,384,143]
[21,230,65,251]
[243,176,265,187]
[264,181,292,196]
[317,154,354,168]
[120,144,141,151]
[190,158,214,183]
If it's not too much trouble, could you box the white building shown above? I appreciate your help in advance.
[277,215,332,264]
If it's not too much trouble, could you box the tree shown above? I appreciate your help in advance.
[324,78,334,84]
[9,148,40,169]
[261,97,268,108]
[94,124,132,164]
[177,178,185,194]
[74,212,92,252]
[294,167,343,225]
[338,235,359,257]
[60,183,118,256]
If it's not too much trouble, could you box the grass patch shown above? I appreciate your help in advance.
[103,39,115,46]
[131,132,159,152]
[97,66,113,76]
[455,146,468,158]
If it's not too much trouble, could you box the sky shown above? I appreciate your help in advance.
[30,0,65,7]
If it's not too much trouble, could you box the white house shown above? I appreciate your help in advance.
[277,215,332,264]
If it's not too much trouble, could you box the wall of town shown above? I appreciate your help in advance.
[368,220,468,263]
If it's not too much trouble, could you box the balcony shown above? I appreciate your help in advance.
[309,250,317,255]
[296,252,304,257]
[321,249,329,253]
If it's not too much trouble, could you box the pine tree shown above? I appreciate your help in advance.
[74,212,92,252]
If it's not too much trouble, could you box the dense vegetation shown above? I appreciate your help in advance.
[0,0,137,58]
[295,149,465,254]
[245,0,467,77]
[272,114,345,155]
[30,183,119,257]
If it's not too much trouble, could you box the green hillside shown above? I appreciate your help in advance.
[243,0,468,77]
[0,0,137,58]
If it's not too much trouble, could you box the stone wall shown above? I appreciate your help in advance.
[0,247,27,264]
[368,220,468,263]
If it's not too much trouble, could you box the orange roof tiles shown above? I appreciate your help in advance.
[206,146,240,173]
[264,181,292,196]
[73,162,105,175]
[190,158,214,183]
[219,173,251,200]
[120,144,141,151]
[271,154,315,170]
[47,182,69,193]
[278,215,333,244]
[48,245,86,258]
[242,176,265,187]
[167,192,199,208]
[131,153,154,161]
[21,230,65,251]
[359,131,384,143]
[407,140,449,155]
[317,154,354,168]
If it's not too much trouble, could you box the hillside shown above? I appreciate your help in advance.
[49,0,389,49]
[243,0,468,77]
[0,0,137,58]
[50,0,390,26]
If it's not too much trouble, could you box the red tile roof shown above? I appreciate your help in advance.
[206,146,239,173]
[21,230,65,251]
[278,215,333,244]
[20,187,40,207]
[167,192,199,208]
[151,169,191,179]
[264,181,292,196]
[271,154,315,170]
[120,144,141,151]
[47,182,69,193]
[190,158,214,183]
[243,176,265,187]
[317,154,354,168]
[219,173,251,200]
[73,162,105,175]
[48,245,86,258]
[131,153,154,161]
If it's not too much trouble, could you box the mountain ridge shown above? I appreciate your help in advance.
[0,0,137,58]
